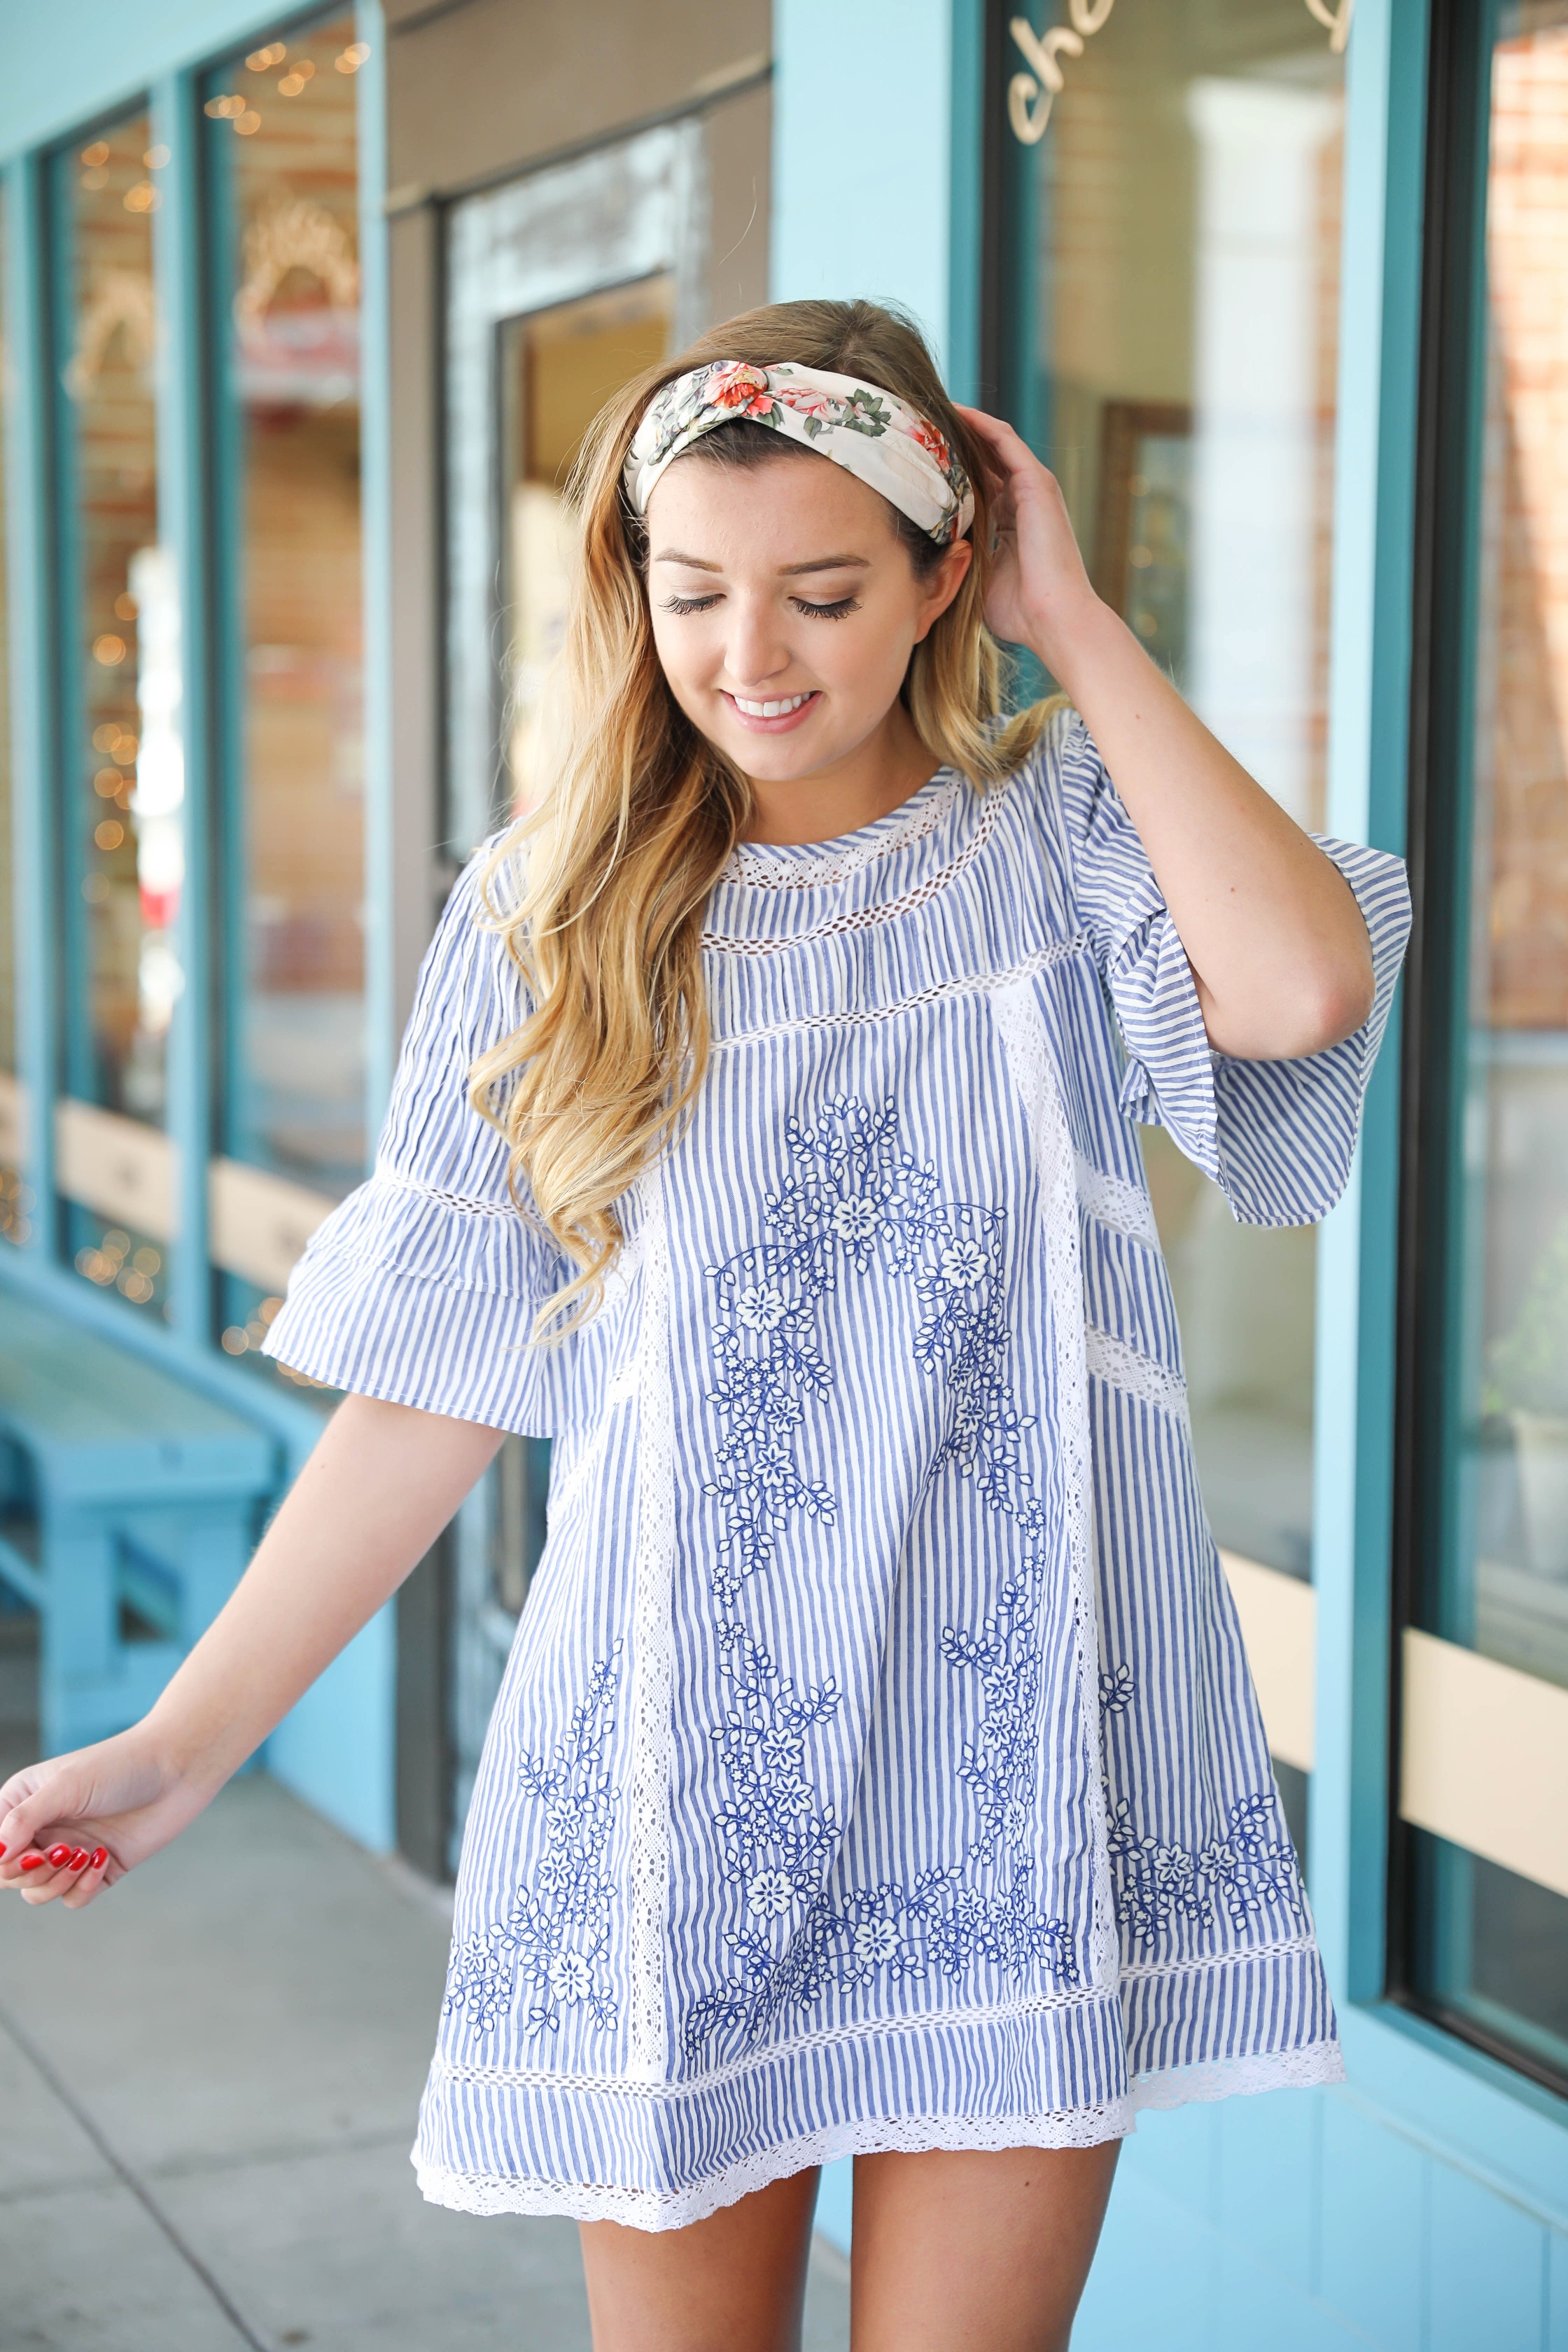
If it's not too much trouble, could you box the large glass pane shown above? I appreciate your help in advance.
[0,186,26,1252]
[1450,6,1568,1693]
[1002,2,1346,1581]
[1404,2,1568,2089]
[57,113,176,1315]
[205,15,365,1372]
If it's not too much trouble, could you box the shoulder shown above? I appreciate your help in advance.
[409,828,533,1058]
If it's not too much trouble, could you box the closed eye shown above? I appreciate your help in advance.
[792,595,859,620]
[659,592,721,615]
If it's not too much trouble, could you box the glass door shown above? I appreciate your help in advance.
[441,122,704,1863]
[997,0,1351,1858]
[1396,0,1568,2093]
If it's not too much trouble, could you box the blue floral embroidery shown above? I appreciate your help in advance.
[682,1597,1078,2063]
[703,1096,1042,1605]
[1098,1663,1303,1944]
[443,1649,622,2036]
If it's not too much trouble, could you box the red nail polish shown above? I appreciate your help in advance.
[89,1847,108,1870]
[0,1842,7,1858]
[70,1849,89,1869]
[20,1854,45,1872]
[47,1844,71,1866]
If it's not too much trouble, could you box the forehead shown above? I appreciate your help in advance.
[644,446,899,555]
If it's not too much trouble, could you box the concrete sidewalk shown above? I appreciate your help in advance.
[0,1632,850,2351]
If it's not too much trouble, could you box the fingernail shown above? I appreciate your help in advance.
[20,1854,45,1872]
[47,1844,71,1866]
[90,1847,108,1870]
[0,1842,7,1858]
[70,1849,89,1870]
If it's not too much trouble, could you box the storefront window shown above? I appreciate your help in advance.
[0,188,25,1250]
[204,15,365,1371]
[1403,1,1568,2089]
[1000,1,1345,1594]
[55,112,176,1314]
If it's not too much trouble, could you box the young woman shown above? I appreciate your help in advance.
[0,300,1408,2352]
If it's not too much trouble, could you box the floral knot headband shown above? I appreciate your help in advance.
[623,360,976,549]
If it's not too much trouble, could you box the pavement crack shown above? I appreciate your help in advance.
[0,1996,272,2352]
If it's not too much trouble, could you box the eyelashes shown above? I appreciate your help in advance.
[657,594,861,622]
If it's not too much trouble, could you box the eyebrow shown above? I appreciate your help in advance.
[652,549,873,577]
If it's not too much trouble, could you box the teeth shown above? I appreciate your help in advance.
[734,692,812,718]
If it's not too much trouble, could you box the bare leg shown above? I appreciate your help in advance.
[579,2162,821,2352]
[850,2143,1121,2352]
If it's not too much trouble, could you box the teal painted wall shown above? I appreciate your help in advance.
[775,0,1568,2330]
[0,0,293,160]
[771,0,955,368]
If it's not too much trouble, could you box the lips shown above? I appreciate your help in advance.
[722,689,820,734]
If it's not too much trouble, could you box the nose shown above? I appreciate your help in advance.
[722,594,795,692]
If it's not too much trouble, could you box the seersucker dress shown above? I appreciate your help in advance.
[262,707,1410,2230]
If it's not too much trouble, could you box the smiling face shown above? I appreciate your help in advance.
[643,447,972,798]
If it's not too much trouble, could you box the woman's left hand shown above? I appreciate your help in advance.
[953,405,1102,673]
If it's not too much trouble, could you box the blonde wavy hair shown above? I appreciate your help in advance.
[470,297,1057,1342]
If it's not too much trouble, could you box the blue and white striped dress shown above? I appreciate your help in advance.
[263,708,1410,2230]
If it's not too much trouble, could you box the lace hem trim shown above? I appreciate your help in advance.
[412,2041,1343,2231]
[703,776,1008,955]
[720,773,962,890]
[708,939,1090,1052]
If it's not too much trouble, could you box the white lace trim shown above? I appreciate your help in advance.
[1084,1326,1191,1424]
[708,939,1089,1052]
[412,2041,1343,2231]
[703,777,1008,955]
[375,1166,553,1236]
[627,1170,676,2079]
[720,773,962,890]
[990,979,1119,1992]
[1074,1155,1158,1247]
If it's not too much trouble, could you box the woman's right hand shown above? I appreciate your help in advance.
[0,1728,215,1909]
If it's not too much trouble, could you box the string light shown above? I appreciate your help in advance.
[80,140,109,167]
[246,41,286,70]
[279,61,315,95]
[235,112,262,136]
[94,818,125,851]
[93,633,127,666]
[123,181,158,214]
[335,41,370,72]
[144,145,170,170]
[204,94,245,119]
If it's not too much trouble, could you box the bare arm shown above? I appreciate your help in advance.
[958,406,1374,1060]
[0,1394,504,1906]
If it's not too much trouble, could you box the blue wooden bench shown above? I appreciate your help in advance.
[0,1289,276,1755]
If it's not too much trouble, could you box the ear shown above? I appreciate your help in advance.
[911,536,974,643]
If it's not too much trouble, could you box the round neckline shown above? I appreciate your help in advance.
[721,766,961,888]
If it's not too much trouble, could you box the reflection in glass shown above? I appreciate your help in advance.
[57,113,174,1312]
[0,187,26,1251]
[1409,1830,1568,2088]
[1403,3,1568,2097]
[1003,3,1345,1579]
[1439,8,1568,1696]
[499,276,672,816]
[209,13,365,1222]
